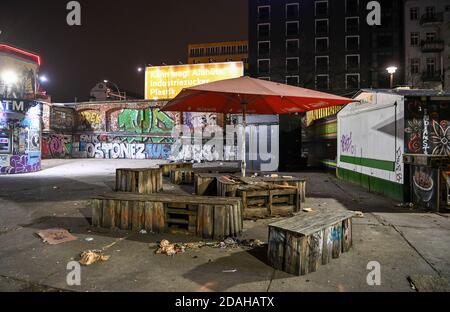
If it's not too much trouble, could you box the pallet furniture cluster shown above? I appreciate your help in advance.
[115,168,163,195]
[267,208,356,276]
[92,193,243,239]
[172,167,241,185]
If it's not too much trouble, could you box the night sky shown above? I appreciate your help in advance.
[0,0,248,102]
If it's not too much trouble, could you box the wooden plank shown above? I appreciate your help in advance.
[102,199,115,229]
[284,232,300,275]
[132,201,144,231]
[308,231,323,273]
[114,200,122,229]
[300,236,310,276]
[342,219,353,253]
[322,227,333,265]
[91,199,102,227]
[144,201,154,233]
[332,223,342,259]
[213,205,226,240]
[154,202,165,233]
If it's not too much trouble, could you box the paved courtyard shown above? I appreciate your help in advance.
[0,159,449,292]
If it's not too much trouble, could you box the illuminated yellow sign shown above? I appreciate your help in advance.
[145,62,244,100]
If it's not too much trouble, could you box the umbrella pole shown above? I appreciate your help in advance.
[241,103,247,177]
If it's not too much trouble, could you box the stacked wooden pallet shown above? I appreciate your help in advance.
[160,162,193,177]
[268,208,356,276]
[170,168,196,185]
[116,168,163,194]
[92,193,243,239]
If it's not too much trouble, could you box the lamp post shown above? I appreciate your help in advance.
[103,80,123,100]
[1,70,18,98]
[386,66,398,89]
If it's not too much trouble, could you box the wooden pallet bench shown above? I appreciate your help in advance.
[91,193,243,239]
[195,173,224,196]
[170,168,196,185]
[268,209,356,276]
[116,168,163,194]
[160,163,193,177]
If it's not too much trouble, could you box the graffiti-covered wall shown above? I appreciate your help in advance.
[404,98,450,157]
[41,100,226,161]
[0,99,42,174]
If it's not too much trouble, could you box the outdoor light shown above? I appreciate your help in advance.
[386,66,398,89]
[137,67,143,72]
[39,75,48,83]
[1,70,18,85]
[386,66,398,75]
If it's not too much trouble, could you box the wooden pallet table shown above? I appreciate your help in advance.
[268,208,356,276]
[249,176,307,203]
[116,168,163,194]
[170,168,196,185]
[237,183,300,218]
[91,193,243,239]
[160,163,193,177]
[195,173,223,196]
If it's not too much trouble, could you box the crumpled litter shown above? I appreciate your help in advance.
[155,239,186,256]
[354,211,365,218]
[37,228,77,245]
[79,250,111,266]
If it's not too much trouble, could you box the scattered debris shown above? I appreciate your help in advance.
[52,186,59,190]
[37,228,77,245]
[222,269,237,273]
[139,230,148,235]
[153,238,266,256]
[302,208,314,213]
[155,240,186,256]
[354,211,365,218]
[396,203,415,209]
[85,237,94,242]
[79,250,111,266]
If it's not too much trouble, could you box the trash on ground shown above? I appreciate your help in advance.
[222,269,237,273]
[354,211,365,218]
[79,250,111,266]
[139,230,148,235]
[153,238,266,256]
[37,228,77,245]
[85,237,94,242]
[302,208,313,213]
[155,239,185,256]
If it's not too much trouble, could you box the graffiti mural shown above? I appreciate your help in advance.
[79,111,102,131]
[115,108,175,134]
[405,99,450,156]
[42,135,73,159]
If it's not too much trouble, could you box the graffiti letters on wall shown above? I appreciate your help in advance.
[405,100,450,156]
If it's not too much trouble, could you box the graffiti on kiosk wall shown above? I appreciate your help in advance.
[405,100,450,156]
[341,132,356,155]
[0,100,42,174]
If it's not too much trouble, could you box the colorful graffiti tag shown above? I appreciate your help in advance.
[115,109,175,134]
[42,135,73,158]
[405,100,450,156]
[79,111,102,131]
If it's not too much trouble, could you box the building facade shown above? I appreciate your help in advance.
[404,0,450,91]
[187,41,249,70]
[249,0,404,91]
[248,0,405,169]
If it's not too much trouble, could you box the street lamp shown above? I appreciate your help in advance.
[386,66,398,89]
[103,79,123,100]
[39,75,48,83]
[1,70,18,98]
[137,67,143,73]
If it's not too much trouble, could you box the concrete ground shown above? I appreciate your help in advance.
[0,159,449,292]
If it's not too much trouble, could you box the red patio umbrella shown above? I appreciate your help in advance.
[161,76,354,176]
